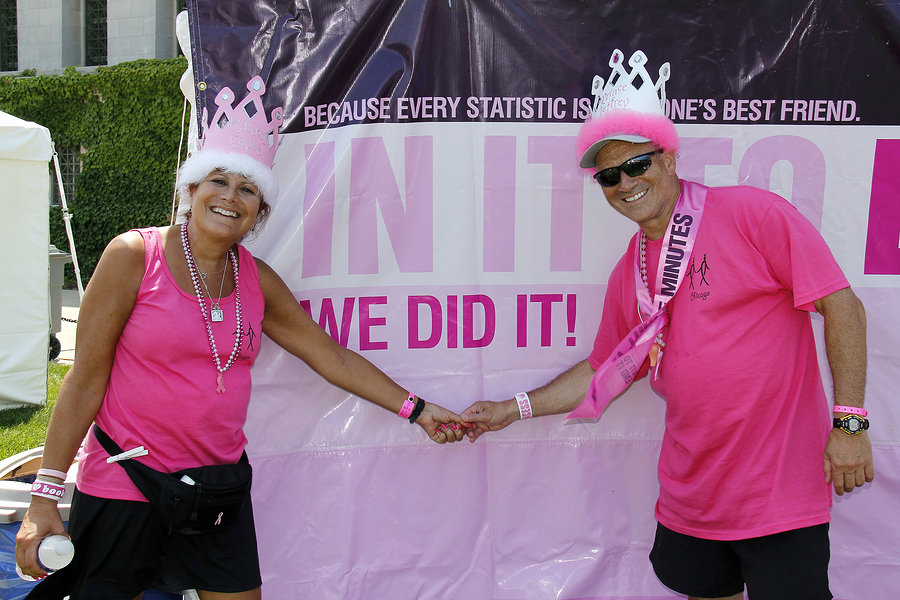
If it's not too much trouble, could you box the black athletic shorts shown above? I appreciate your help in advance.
[25,488,262,600]
[649,522,832,600]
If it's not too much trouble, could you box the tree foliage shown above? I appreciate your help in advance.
[0,58,189,285]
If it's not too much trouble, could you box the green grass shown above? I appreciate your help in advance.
[0,363,69,461]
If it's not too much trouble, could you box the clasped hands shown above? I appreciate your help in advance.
[420,398,518,444]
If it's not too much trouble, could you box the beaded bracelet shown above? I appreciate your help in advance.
[398,393,416,419]
[515,392,533,419]
[833,405,867,417]
[408,396,426,423]
[31,479,66,502]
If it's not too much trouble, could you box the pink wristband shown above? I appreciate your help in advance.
[833,405,867,417]
[37,468,67,481]
[398,393,416,419]
[31,479,66,502]
[515,392,533,419]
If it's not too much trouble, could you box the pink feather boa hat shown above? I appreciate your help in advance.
[576,49,679,171]
[576,110,679,170]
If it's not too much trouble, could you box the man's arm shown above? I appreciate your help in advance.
[815,287,874,495]
[461,359,597,441]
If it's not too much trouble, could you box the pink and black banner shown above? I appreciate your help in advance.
[184,1,900,598]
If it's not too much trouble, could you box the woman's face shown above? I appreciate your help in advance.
[189,170,262,241]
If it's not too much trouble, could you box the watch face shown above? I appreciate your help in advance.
[836,415,868,434]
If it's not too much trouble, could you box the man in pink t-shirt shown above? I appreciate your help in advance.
[461,49,874,600]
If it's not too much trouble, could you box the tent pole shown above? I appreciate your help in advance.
[51,148,85,300]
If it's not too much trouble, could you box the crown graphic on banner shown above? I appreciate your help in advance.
[590,49,670,119]
[200,76,284,168]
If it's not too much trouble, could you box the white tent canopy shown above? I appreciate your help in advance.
[0,111,54,409]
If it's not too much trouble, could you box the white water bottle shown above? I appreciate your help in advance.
[15,535,75,581]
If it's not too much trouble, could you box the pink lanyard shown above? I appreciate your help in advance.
[569,181,707,419]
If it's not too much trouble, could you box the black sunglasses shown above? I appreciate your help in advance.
[593,149,663,187]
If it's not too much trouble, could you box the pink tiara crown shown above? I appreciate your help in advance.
[590,49,670,119]
[576,49,678,168]
[200,76,284,168]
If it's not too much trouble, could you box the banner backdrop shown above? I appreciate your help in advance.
[185,1,900,598]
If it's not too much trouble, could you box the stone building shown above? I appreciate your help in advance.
[1,0,185,74]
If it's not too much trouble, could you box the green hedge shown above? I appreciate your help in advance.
[0,58,189,286]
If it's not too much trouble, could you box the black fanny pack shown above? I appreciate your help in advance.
[92,425,252,535]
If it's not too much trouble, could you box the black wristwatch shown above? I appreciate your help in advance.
[408,396,426,423]
[833,415,869,435]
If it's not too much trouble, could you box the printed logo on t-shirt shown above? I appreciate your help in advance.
[238,322,258,360]
[688,253,711,301]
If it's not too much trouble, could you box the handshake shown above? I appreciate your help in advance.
[415,396,530,444]
[409,359,593,444]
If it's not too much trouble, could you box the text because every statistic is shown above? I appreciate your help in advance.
[303,96,861,127]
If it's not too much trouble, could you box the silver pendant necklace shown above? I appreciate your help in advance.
[199,256,228,322]
[180,222,243,393]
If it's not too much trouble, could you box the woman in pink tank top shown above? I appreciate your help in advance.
[16,77,468,600]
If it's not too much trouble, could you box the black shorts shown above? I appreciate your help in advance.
[650,522,832,600]
[26,488,262,600]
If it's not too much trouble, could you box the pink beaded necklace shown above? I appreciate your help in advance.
[180,222,243,393]
[639,232,667,367]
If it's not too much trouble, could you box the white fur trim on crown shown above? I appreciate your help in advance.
[175,150,279,222]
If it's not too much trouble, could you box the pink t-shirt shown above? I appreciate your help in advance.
[589,182,849,540]
[77,228,265,502]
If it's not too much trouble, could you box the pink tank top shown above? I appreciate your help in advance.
[77,228,265,501]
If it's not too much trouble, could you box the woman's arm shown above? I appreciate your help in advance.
[257,259,466,442]
[15,231,145,577]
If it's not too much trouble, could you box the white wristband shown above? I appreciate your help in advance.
[37,468,67,481]
[515,392,533,419]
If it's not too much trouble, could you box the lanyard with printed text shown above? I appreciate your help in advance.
[568,181,707,419]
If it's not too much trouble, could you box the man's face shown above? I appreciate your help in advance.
[593,141,681,240]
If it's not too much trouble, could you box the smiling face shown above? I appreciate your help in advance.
[593,141,681,240]
[188,170,264,243]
